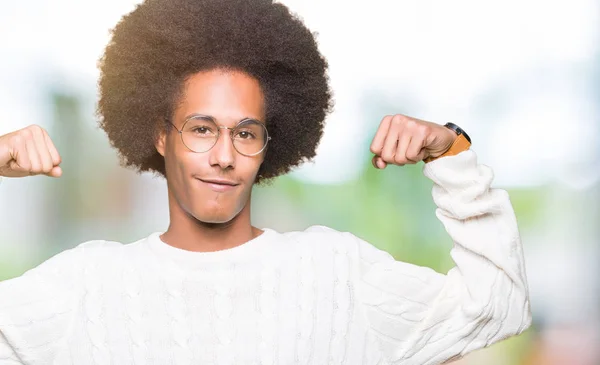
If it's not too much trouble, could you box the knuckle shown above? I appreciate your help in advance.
[18,158,31,170]
[409,156,420,163]
[11,134,24,146]
[41,160,53,172]
[28,124,44,133]
[391,115,403,126]
[30,162,42,173]
[379,115,393,127]
[20,128,32,139]
[405,119,418,129]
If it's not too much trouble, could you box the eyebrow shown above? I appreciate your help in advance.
[182,113,266,126]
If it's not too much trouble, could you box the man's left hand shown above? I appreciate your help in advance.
[370,114,457,169]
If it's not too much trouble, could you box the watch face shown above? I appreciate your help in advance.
[445,123,471,143]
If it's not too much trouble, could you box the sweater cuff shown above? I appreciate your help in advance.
[421,150,491,195]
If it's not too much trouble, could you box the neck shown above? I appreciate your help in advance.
[160,190,261,253]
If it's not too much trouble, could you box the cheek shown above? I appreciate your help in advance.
[167,140,198,172]
[240,158,263,182]
[164,149,198,195]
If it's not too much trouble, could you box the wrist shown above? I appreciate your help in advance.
[424,123,471,163]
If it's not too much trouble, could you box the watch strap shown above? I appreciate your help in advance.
[424,132,471,163]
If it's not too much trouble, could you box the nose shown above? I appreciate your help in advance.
[208,127,236,169]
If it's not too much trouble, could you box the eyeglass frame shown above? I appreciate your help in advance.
[165,114,272,157]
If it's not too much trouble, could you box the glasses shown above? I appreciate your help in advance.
[168,114,271,156]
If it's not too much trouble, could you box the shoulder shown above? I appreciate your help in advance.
[281,225,395,265]
[73,233,157,254]
[7,239,124,283]
[279,225,384,259]
[282,225,353,247]
[15,238,130,281]
[13,234,152,281]
[70,234,152,270]
[73,238,126,257]
[50,238,124,266]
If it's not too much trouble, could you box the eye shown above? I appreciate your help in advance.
[235,130,256,139]
[191,126,214,135]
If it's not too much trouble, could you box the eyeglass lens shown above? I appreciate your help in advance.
[180,117,268,156]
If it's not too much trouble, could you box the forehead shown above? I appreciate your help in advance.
[175,69,266,127]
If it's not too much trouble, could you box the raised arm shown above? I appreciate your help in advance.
[0,124,66,363]
[358,115,531,364]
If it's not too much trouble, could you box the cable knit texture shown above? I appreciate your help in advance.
[0,150,532,365]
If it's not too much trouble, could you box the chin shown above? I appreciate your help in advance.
[191,203,241,224]
[203,213,236,224]
[190,209,231,224]
[183,188,250,224]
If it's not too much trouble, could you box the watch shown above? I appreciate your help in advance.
[444,122,471,143]
[423,122,472,163]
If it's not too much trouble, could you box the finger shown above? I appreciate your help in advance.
[394,133,412,165]
[7,134,31,177]
[32,127,54,174]
[370,115,392,155]
[10,134,28,168]
[48,166,62,178]
[372,155,387,169]
[405,128,427,162]
[24,133,43,175]
[380,116,403,163]
[43,130,61,166]
[413,148,428,163]
[11,133,33,173]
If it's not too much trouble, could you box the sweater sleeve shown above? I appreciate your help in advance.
[355,149,532,365]
[0,245,84,364]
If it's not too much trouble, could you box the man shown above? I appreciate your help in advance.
[0,0,531,364]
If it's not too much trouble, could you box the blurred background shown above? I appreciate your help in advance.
[0,0,598,364]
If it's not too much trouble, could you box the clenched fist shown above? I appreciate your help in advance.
[0,125,62,178]
[370,114,458,169]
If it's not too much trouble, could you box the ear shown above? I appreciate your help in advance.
[155,125,167,157]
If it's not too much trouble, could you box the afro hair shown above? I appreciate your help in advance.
[97,0,333,185]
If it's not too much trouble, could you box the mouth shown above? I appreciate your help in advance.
[197,178,240,192]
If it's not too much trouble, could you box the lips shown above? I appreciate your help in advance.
[197,178,239,192]
[200,178,238,186]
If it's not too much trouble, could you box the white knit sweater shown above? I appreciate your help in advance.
[0,150,531,365]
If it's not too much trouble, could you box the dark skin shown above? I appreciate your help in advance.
[154,68,267,252]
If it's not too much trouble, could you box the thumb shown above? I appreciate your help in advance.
[45,166,62,178]
[372,155,387,169]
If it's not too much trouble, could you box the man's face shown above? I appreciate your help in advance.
[156,69,267,224]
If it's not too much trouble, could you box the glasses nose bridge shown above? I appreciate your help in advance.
[216,125,236,142]
[217,125,234,134]
[213,125,238,155]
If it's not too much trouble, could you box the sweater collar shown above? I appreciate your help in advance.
[144,228,277,268]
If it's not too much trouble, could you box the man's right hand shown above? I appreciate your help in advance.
[0,125,62,178]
